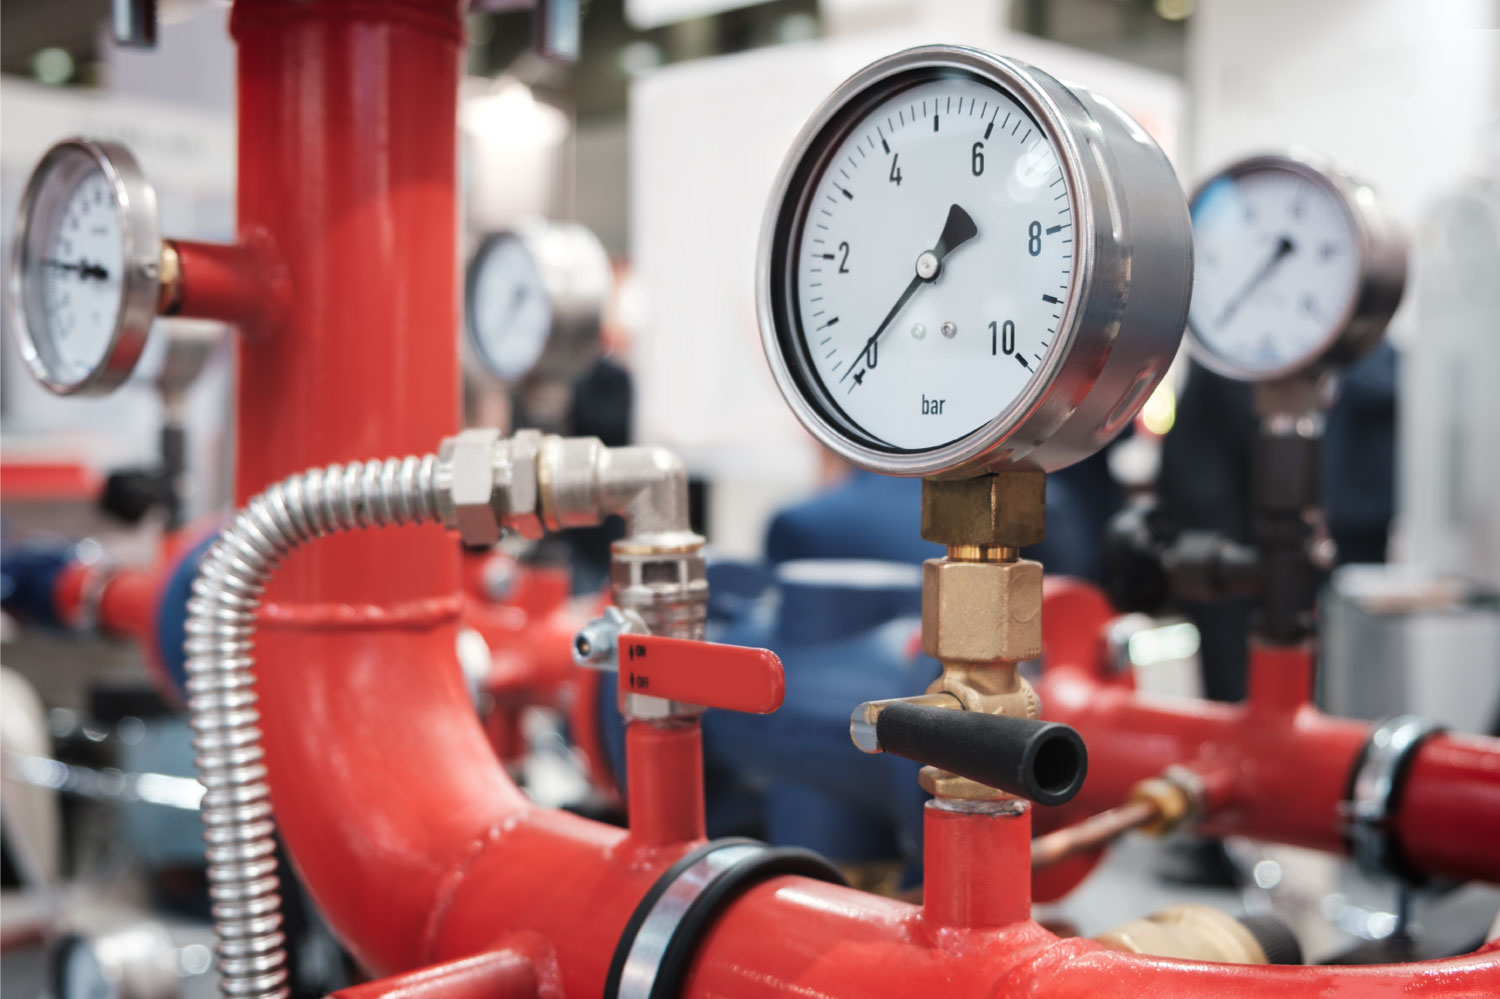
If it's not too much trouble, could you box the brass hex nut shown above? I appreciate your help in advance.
[921,558,1043,662]
[921,471,1046,548]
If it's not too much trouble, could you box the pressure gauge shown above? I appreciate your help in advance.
[465,221,611,384]
[758,46,1193,478]
[8,138,164,395]
[1186,152,1406,382]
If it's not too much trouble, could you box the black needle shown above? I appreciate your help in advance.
[1216,235,1294,327]
[840,204,979,383]
[43,257,109,281]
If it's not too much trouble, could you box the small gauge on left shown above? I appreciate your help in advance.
[8,138,165,395]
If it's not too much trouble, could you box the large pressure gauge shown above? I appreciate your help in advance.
[758,46,1193,478]
[1186,152,1406,381]
[8,138,163,395]
[465,221,611,384]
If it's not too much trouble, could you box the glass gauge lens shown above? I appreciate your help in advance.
[1188,164,1361,377]
[786,72,1074,453]
[21,156,127,386]
[467,234,555,382]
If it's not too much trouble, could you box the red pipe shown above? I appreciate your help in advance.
[624,719,707,850]
[53,563,154,640]
[1035,578,1500,884]
[331,949,543,999]
[922,802,1031,929]
[167,238,287,334]
[229,0,475,975]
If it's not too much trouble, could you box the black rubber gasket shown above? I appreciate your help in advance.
[603,838,846,999]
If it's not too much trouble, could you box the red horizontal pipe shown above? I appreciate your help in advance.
[332,949,542,999]
[52,563,154,640]
[166,238,285,334]
[1036,578,1500,884]
[0,460,101,501]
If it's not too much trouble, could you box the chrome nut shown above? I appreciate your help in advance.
[921,558,1043,663]
[502,429,544,540]
[439,427,503,547]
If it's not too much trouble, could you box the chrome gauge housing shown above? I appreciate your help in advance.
[8,138,162,396]
[756,45,1193,478]
[1185,151,1406,383]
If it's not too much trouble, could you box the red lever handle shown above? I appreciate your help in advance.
[616,634,785,714]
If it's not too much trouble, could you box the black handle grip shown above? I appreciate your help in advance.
[875,703,1087,805]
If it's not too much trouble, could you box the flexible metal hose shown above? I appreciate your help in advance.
[184,456,442,999]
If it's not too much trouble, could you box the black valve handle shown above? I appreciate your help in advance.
[875,702,1088,806]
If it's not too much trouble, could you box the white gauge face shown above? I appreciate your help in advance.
[20,161,128,387]
[468,235,554,382]
[1188,165,1361,377]
[782,73,1075,453]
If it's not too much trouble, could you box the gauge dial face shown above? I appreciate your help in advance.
[1188,164,1361,378]
[467,234,554,382]
[20,157,127,387]
[779,70,1075,453]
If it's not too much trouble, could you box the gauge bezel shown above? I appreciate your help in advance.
[1185,151,1407,383]
[7,138,163,396]
[756,45,1192,478]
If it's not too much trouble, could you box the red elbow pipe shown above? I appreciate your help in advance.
[1035,578,1500,884]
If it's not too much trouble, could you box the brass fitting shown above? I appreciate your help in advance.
[912,469,1050,800]
[1093,904,1277,964]
[1128,774,1194,836]
[921,558,1043,664]
[921,470,1046,549]
[848,469,1054,800]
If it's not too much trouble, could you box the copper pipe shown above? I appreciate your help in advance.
[1031,798,1160,869]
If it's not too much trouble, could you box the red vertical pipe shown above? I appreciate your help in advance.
[227,0,498,975]
[921,800,1032,929]
[625,720,707,848]
[1244,642,1314,716]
